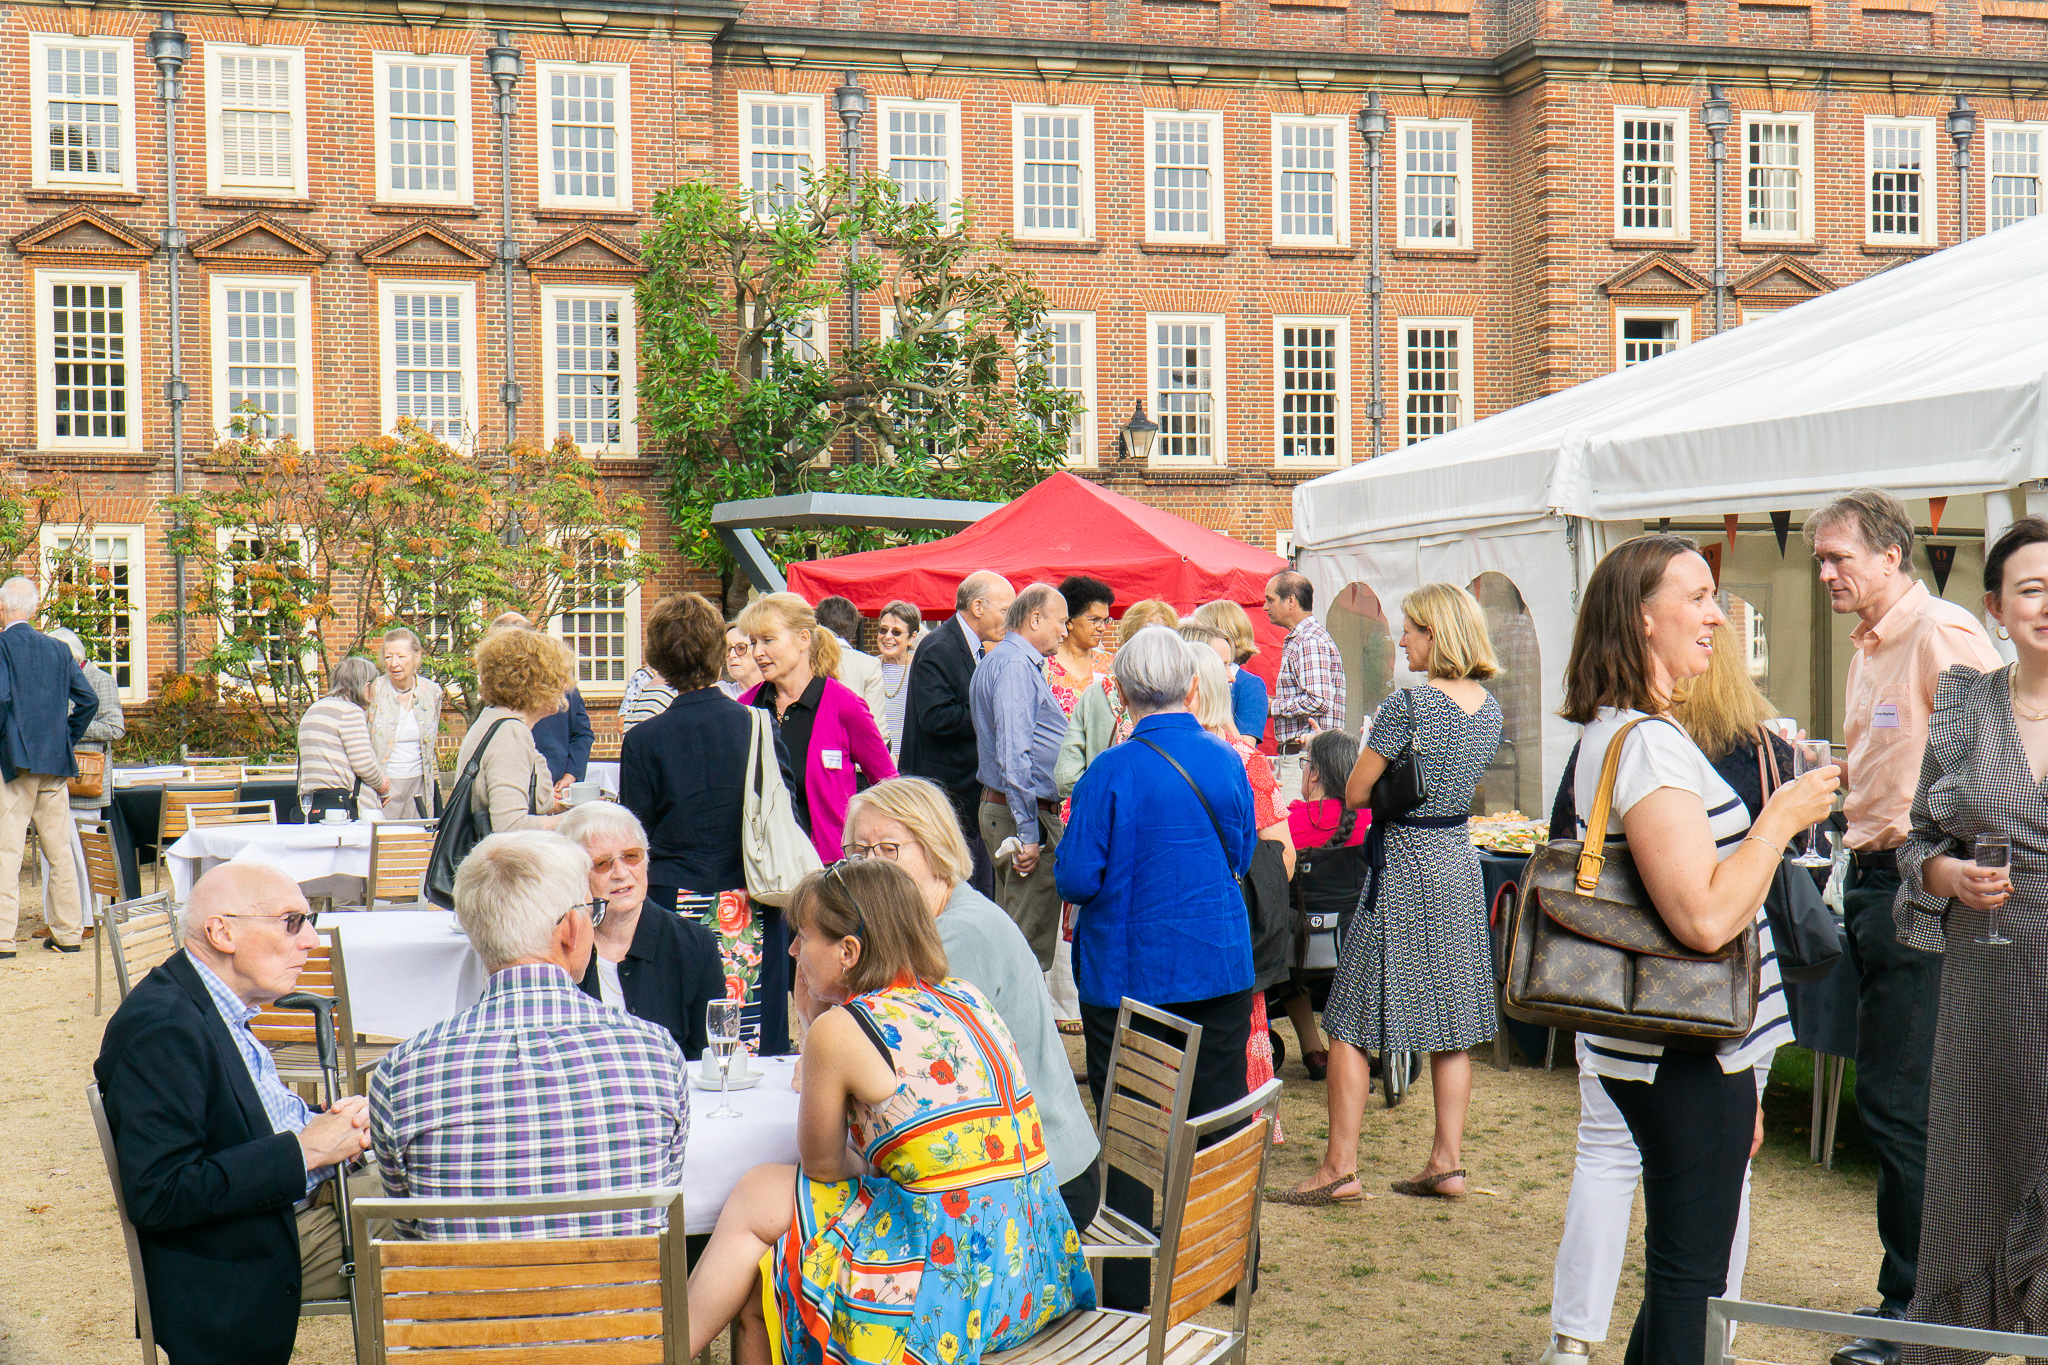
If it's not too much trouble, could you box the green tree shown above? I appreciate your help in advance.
[636,168,1078,599]
[163,425,658,732]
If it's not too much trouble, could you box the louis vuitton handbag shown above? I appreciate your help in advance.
[1501,717,1760,1049]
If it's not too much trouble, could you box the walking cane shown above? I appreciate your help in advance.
[276,991,356,1283]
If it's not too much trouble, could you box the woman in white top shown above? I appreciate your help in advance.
[1556,534,1835,1365]
[368,627,444,819]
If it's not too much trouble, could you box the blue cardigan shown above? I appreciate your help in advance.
[1230,667,1269,744]
[1054,712,1256,1009]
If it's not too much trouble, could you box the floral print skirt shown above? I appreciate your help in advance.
[675,889,792,1056]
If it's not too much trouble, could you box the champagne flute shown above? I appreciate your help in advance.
[706,1000,745,1119]
[1789,740,1835,869]
[1974,834,2014,947]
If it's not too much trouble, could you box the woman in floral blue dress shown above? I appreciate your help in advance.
[686,859,1095,1365]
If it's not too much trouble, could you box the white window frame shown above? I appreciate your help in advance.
[209,274,313,448]
[32,34,136,192]
[203,43,307,199]
[874,98,964,215]
[1146,312,1227,465]
[1035,310,1097,466]
[1738,306,1784,327]
[1144,109,1226,245]
[1396,315,1473,446]
[1613,307,1692,370]
[1864,117,1939,246]
[37,267,142,452]
[548,533,642,699]
[1740,112,1813,244]
[1271,316,1350,466]
[1985,120,2048,234]
[536,61,631,211]
[1612,108,1690,240]
[737,92,826,218]
[213,526,321,694]
[1011,105,1095,242]
[41,522,147,702]
[1395,118,1473,250]
[377,278,477,443]
[541,284,637,456]
[1270,115,1350,247]
[372,52,473,207]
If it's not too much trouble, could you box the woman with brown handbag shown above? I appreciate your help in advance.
[1556,534,1836,1365]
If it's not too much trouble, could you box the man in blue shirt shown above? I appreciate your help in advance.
[1055,624,1256,1310]
[970,582,1070,969]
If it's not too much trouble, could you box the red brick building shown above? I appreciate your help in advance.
[2,0,2040,720]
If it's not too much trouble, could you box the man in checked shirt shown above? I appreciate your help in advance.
[370,830,688,1238]
[1265,571,1347,798]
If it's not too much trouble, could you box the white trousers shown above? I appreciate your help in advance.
[1550,1035,1771,1344]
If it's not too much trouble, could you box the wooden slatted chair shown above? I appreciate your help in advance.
[187,759,247,783]
[363,822,435,909]
[989,1079,1281,1365]
[90,1082,353,1365]
[186,800,279,828]
[79,818,129,1014]
[349,1190,688,1365]
[153,784,238,890]
[104,892,180,1006]
[242,762,300,782]
[250,934,399,1095]
[1077,998,1204,1285]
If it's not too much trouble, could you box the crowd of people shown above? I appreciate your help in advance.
[82,488,2048,1365]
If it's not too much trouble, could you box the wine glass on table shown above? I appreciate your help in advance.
[706,1000,745,1119]
[1974,834,2014,948]
[1789,740,1835,869]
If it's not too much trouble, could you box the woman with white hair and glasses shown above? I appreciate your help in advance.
[1054,624,1257,1311]
[560,801,726,1061]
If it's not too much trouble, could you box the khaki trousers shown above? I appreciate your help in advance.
[978,799,1064,971]
[0,772,81,946]
[380,775,431,820]
[297,1167,382,1303]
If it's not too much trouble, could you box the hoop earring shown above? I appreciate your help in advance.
[1999,626,2012,641]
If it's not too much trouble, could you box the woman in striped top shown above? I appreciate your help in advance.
[296,656,391,821]
[1556,535,1837,1365]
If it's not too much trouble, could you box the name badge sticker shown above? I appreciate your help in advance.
[823,749,845,770]
[1873,701,1901,730]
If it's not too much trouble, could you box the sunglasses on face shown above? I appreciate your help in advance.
[590,848,647,876]
[221,910,319,935]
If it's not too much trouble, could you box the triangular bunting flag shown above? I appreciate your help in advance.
[1929,496,1947,536]
[1771,511,1791,557]
[1928,543,1956,596]
[1701,542,1723,587]
[1725,514,1740,548]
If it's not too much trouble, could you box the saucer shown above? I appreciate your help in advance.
[690,1069,763,1092]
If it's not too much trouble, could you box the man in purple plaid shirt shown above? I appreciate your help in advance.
[1265,571,1347,771]
[369,831,688,1239]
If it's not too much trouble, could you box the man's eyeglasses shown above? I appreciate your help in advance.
[826,862,869,943]
[220,910,319,935]
[590,848,646,876]
[843,840,907,863]
[558,897,608,928]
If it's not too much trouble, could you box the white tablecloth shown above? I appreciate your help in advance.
[330,910,488,1041]
[585,761,620,796]
[166,822,375,900]
[681,1055,802,1233]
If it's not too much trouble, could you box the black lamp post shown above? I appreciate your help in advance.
[1116,401,1160,463]
[834,73,869,463]
[1700,85,1734,334]
[149,12,191,670]
[1948,94,1977,243]
[1355,93,1388,457]
[486,32,525,454]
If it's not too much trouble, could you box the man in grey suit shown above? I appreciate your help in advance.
[0,577,99,956]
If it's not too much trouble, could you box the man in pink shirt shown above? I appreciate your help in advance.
[1806,489,2002,1365]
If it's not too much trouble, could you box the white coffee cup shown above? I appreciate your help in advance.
[322,808,349,825]
[700,1046,751,1084]
[567,781,600,806]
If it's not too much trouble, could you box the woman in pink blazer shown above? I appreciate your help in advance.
[736,593,898,863]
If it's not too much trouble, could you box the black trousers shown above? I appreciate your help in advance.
[1059,1166,1100,1244]
[1601,1049,1757,1365]
[1082,988,1252,1311]
[1844,863,1941,1313]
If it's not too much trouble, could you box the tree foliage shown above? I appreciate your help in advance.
[161,425,659,731]
[636,169,1079,593]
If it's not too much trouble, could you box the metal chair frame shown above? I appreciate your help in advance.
[103,892,180,1005]
[152,784,239,890]
[78,817,126,1014]
[349,1189,688,1365]
[185,799,279,828]
[360,821,435,909]
[250,933,396,1095]
[1704,1298,2048,1365]
[1077,998,1204,1286]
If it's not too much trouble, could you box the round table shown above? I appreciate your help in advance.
[165,821,374,901]
[680,1056,802,1233]
[104,775,303,900]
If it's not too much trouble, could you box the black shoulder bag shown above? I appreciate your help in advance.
[1133,737,1294,990]
[1757,736,1845,982]
[1367,689,1429,821]
[423,718,519,910]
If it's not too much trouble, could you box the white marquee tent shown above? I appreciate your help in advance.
[1292,210,2048,805]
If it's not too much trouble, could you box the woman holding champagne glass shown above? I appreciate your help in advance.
[1893,516,2048,1362]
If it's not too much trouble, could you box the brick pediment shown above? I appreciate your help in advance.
[523,223,641,276]
[12,206,157,260]
[359,219,494,273]
[1733,255,1837,301]
[191,215,331,269]
[1600,253,1711,300]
